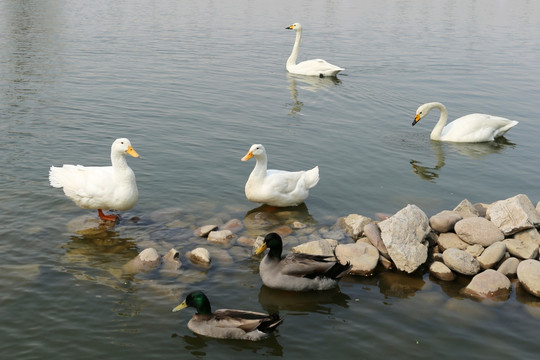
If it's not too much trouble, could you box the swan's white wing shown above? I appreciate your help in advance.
[442,114,518,142]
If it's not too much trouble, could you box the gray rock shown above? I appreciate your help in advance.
[517,259,540,297]
[429,210,462,233]
[429,261,455,281]
[379,204,430,273]
[442,248,481,276]
[473,203,489,218]
[453,199,479,218]
[194,224,218,237]
[503,238,539,259]
[222,219,244,233]
[477,242,506,269]
[454,217,504,247]
[363,222,389,258]
[207,230,235,245]
[237,236,256,247]
[513,228,540,246]
[463,269,511,300]
[188,247,211,266]
[466,244,484,258]
[339,214,372,240]
[497,257,520,278]
[292,239,338,257]
[162,248,181,271]
[487,194,540,235]
[123,248,161,273]
[335,242,379,276]
[437,232,469,251]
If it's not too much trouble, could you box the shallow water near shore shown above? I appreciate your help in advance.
[2,0,540,359]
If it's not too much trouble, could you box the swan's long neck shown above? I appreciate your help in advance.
[286,29,302,70]
[430,102,448,140]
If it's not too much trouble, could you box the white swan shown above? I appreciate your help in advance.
[49,138,140,222]
[285,23,344,78]
[241,144,319,207]
[413,102,518,142]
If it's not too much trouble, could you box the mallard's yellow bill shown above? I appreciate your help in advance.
[172,300,188,312]
[255,243,267,255]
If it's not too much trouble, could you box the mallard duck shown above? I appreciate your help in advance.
[172,291,283,341]
[49,138,139,222]
[255,233,351,291]
[285,23,344,77]
[413,102,518,142]
[241,144,319,207]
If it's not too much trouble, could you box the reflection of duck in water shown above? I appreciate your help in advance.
[258,285,350,314]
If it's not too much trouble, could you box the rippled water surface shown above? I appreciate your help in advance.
[1,0,540,359]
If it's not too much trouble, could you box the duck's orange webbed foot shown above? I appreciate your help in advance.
[98,209,119,223]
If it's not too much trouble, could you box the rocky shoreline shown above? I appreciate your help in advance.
[126,193,540,302]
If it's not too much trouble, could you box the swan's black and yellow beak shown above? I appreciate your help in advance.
[241,150,254,161]
[286,25,293,30]
[255,243,267,255]
[172,300,188,312]
[412,114,422,126]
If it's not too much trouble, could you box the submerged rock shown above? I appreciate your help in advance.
[123,248,161,273]
[162,248,181,271]
[378,204,430,273]
[194,225,218,237]
[207,230,235,245]
[188,248,211,267]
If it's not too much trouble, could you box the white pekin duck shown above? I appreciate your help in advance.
[241,144,319,207]
[49,138,139,222]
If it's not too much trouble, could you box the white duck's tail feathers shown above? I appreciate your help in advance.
[49,166,64,188]
[304,166,320,189]
[495,120,519,138]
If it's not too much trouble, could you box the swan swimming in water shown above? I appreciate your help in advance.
[285,23,344,78]
[412,102,518,142]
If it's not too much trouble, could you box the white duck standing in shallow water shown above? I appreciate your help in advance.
[285,23,344,78]
[412,102,518,143]
[241,144,319,207]
[49,138,140,222]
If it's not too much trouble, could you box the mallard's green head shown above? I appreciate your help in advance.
[255,232,283,260]
[172,291,212,315]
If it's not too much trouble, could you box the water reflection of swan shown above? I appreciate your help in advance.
[410,138,516,182]
[287,73,341,115]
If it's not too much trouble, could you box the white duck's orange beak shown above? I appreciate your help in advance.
[241,151,253,161]
[126,146,140,158]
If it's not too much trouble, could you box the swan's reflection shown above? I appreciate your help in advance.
[286,73,341,115]
[410,137,516,182]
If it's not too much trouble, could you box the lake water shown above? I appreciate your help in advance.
[1,0,540,358]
